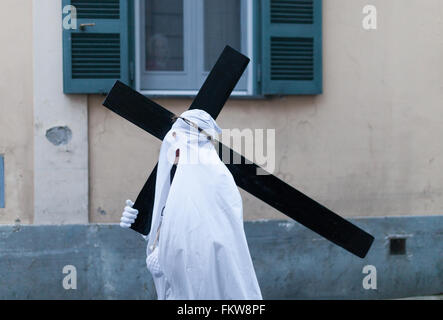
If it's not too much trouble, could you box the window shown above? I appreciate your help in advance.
[137,0,250,94]
[62,0,322,96]
[0,155,4,208]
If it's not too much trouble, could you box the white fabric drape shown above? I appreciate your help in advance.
[146,109,262,300]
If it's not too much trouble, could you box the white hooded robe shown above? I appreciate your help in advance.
[145,109,262,300]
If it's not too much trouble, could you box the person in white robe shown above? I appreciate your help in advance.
[120,109,262,300]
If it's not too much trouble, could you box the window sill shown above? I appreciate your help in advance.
[139,90,267,100]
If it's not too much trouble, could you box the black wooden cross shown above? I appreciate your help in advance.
[103,46,374,258]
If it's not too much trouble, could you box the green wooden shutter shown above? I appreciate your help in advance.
[62,0,131,94]
[261,0,322,95]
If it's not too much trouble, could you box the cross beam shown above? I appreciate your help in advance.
[103,48,374,259]
[105,46,250,236]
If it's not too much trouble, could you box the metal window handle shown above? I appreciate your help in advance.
[79,23,96,30]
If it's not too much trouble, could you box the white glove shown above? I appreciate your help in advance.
[120,199,138,228]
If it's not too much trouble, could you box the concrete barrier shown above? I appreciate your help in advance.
[0,216,441,299]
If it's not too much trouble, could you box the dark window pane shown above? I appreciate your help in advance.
[204,0,241,71]
[146,0,184,71]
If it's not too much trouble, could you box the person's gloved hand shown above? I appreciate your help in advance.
[120,200,138,228]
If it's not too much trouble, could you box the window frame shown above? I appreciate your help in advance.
[134,0,255,97]
[0,155,4,208]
